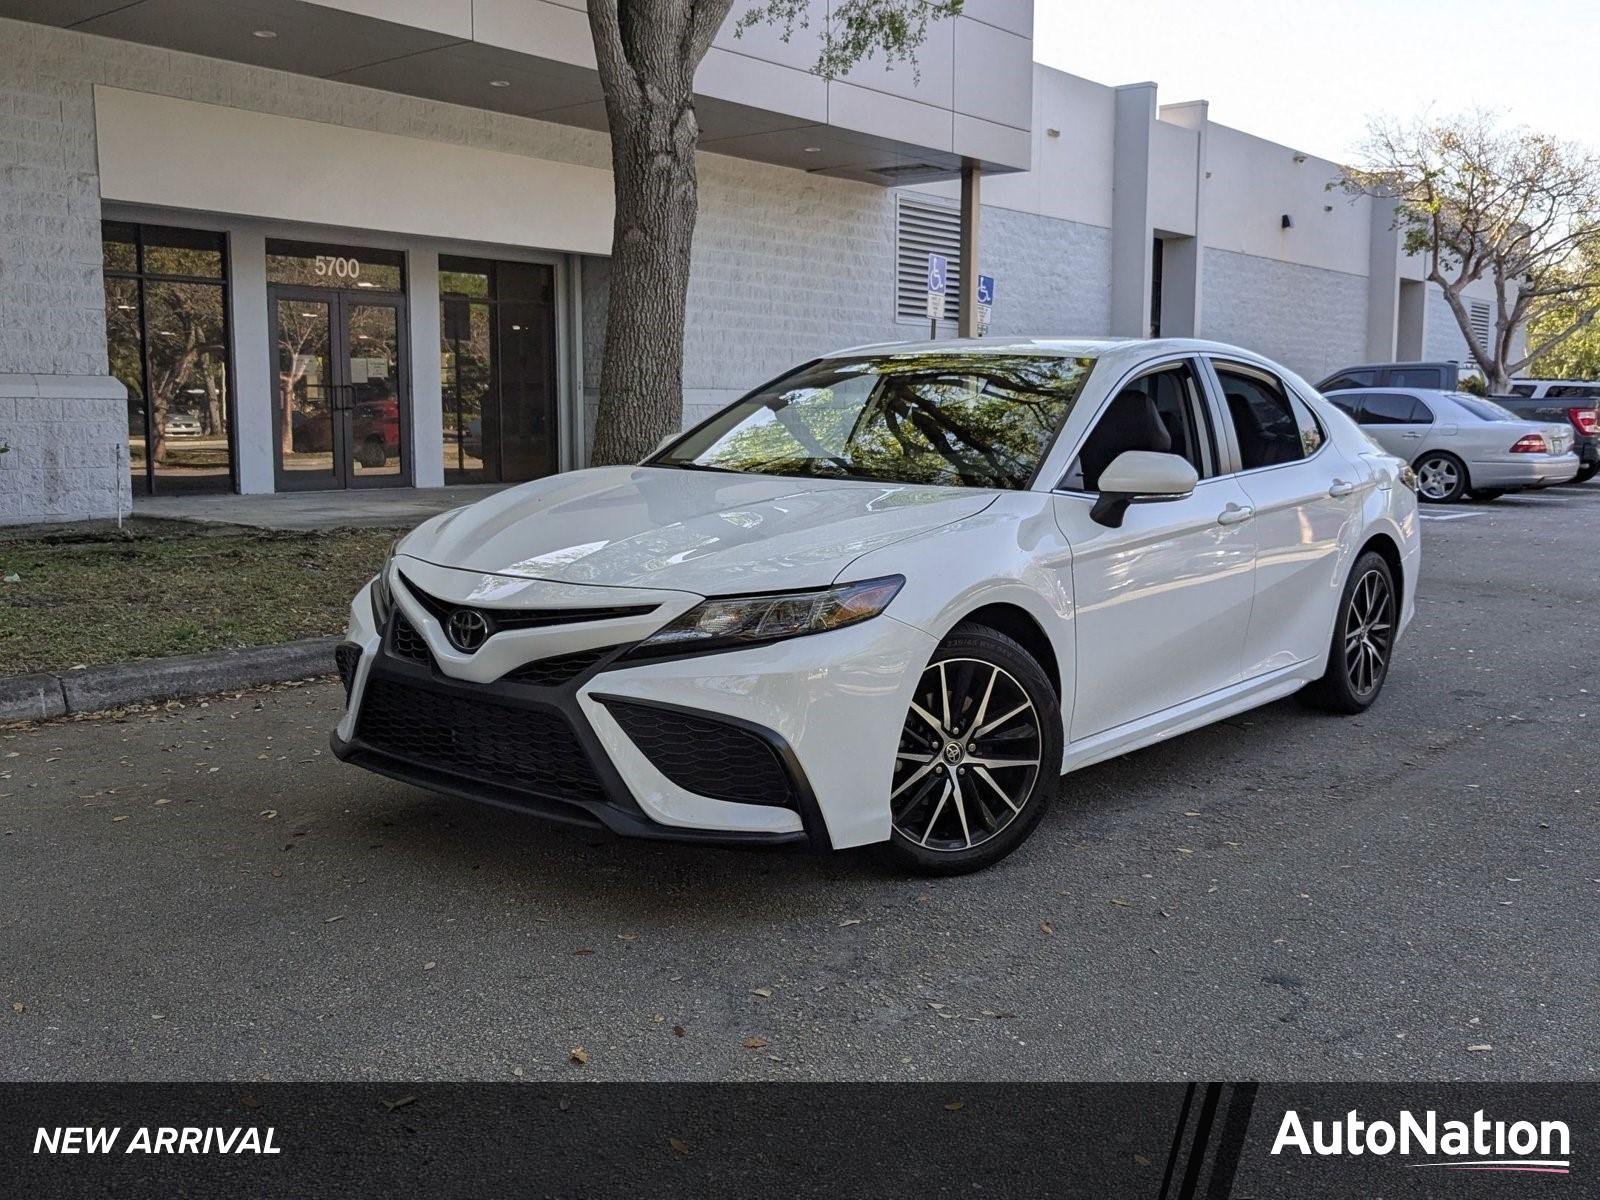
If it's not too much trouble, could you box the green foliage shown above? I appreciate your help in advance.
[736,0,964,80]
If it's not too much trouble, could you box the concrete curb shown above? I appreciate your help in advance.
[0,637,339,723]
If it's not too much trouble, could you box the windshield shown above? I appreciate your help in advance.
[654,353,1096,489]
[1450,393,1519,421]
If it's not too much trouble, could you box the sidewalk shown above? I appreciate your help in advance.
[135,484,509,532]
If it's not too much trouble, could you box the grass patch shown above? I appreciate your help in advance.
[0,518,394,675]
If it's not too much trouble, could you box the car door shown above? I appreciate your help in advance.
[1208,359,1361,679]
[1352,391,1435,458]
[1053,357,1258,741]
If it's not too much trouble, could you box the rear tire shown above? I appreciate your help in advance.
[879,624,1062,876]
[1467,488,1505,502]
[1414,451,1468,503]
[1302,551,1398,715]
[1572,462,1599,485]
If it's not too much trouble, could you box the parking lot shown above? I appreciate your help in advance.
[2,485,1596,1083]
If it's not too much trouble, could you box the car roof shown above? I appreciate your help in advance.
[819,336,1283,372]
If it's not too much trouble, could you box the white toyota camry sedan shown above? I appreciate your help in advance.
[333,338,1420,873]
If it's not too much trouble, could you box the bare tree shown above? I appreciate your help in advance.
[584,0,962,465]
[1341,111,1600,392]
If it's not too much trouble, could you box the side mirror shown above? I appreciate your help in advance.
[1089,450,1199,528]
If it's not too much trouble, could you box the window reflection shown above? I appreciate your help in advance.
[102,223,232,495]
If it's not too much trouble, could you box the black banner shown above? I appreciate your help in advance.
[0,1084,1589,1198]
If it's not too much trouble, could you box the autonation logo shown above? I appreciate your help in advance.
[1272,1109,1571,1175]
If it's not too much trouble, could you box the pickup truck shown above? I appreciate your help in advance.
[1488,392,1599,483]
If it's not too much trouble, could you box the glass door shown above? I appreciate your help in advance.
[271,289,409,490]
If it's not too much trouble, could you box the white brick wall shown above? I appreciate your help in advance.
[1200,248,1368,383]
[0,375,127,523]
[979,207,1113,338]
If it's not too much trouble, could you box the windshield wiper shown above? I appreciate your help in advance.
[659,461,744,474]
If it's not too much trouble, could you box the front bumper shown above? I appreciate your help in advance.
[333,572,936,851]
[1468,454,1580,489]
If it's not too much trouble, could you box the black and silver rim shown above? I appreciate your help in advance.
[891,657,1043,853]
[1344,569,1394,698]
[1416,455,1459,501]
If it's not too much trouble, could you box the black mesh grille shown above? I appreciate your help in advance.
[334,643,362,700]
[501,646,616,687]
[604,701,796,808]
[355,677,606,804]
[390,613,432,664]
[399,572,656,632]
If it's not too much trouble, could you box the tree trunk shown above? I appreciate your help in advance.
[590,95,700,466]
[585,0,731,467]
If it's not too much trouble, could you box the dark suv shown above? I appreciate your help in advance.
[1315,361,1470,392]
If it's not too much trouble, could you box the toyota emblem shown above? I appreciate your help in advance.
[446,608,491,653]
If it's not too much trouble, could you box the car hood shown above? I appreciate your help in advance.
[400,466,998,595]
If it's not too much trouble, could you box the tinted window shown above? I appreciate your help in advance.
[1062,361,1215,491]
[1325,393,1361,417]
[658,353,1095,489]
[1547,385,1600,399]
[1215,365,1305,469]
[1389,367,1443,388]
[1320,369,1378,391]
[1509,384,1536,397]
[1359,392,1430,425]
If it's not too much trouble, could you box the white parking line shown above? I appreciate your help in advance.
[1419,511,1484,522]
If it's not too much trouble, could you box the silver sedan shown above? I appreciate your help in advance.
[1323,388,1578,502]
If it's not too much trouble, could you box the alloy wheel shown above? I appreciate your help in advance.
[1416,455,1459,501]
[891,657,1043,853]
[1343,568,1394,698]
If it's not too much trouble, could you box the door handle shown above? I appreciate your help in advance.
[1217,504,1254,526]
[1401,431,1422,439]
[1328,480,1356,497]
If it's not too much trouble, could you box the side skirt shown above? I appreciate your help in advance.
[1061,661,1317,775]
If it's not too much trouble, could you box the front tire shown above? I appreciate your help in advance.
[881,624,1062,875]
[1302,551,1398,714]
[1414,451,1468,503]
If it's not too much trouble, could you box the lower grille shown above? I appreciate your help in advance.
[390,613,432,665]
[604,700,797,808]
[500,645,615,687]
[334,643,362,700]
[355,677,606,804]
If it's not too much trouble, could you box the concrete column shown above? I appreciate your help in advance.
[1365,195,1403,361]
[957,162,982,338]
[1156,99,1208,338]
[227,230,274,495]
[1396,280,1426,359]
[1110,82,1157,338]
[407,249,444,488]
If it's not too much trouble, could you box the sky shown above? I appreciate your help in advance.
[1033,0,1600,164]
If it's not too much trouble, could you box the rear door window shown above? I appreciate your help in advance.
[1388,367,1443,388]
[1213,363,1307,469]
[1359,392,1430,425]
[1319,369,1378,391]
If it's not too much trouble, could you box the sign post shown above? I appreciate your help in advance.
[976,274,994,337]
[926,253,947,339]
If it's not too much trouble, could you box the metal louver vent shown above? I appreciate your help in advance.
[895,195,961,324]
[1468,300,1492,351]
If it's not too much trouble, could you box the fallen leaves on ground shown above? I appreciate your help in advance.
[570,1047,589,1065]
[740,1036,768,1050]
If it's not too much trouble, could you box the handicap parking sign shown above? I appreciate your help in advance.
[926,253,947,295]
[976,274,994,306]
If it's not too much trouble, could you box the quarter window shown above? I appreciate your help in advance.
[1214,364,1306,469]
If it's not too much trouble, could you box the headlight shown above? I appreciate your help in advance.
[1398,464,1419,492]
[368,539,400,627]
[624,575,904,659]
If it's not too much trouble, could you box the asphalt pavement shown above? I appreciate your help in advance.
[3,484,1597,1082]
